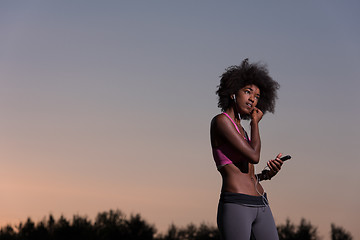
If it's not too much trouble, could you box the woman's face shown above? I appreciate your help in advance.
[234,84,260,115]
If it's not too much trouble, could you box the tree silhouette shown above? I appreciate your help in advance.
[331,223,353,240]
[277,218,297,240]
[53,215,72,240]
[126,214,156,240]
[0,210,354,240]
[161,223,179,240]
[18,217,36,240]
[178,223,197,240]
[296,218,319,240]
[0,225,16,240]
[194,223,220,240]
[278,218,319,240]
[94,209,128,239]
[71,215,95,240]
[161,223,219,240]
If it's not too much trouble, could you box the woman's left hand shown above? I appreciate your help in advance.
[267,153,283,179]
[251,107,264,123]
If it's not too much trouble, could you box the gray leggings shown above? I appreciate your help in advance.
[217,193,279,240]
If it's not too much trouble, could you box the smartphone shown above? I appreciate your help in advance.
[280,155,291,162]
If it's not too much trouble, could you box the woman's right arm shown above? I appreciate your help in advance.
[248,107,263,163]
[212,114,261,164]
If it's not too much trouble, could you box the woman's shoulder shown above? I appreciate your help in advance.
[211,113,225,124]
[211,113,231,129]
[211,114,228,145]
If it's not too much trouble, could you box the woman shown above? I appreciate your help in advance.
[210,59,283,240]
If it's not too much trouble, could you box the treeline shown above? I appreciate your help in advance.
[0,209,353,240]
[277,219,353,240]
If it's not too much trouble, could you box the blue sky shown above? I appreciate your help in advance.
[1,1,359,239]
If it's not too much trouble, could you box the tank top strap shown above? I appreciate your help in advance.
[222,112,241,134]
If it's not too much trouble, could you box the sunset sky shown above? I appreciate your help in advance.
[1,1,359,239]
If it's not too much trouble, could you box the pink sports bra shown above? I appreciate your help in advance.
[212,112,250,169]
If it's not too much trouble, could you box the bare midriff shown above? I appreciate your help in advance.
[219,163,264,196]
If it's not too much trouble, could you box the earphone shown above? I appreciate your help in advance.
[254,168,269,207]
[232,94,241,120]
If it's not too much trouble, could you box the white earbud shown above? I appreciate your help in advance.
[232,94,241,120]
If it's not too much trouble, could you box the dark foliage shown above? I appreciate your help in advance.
[159,223,219,240]
[277,218,320,240]
[0,210,155,240]
[0,210,353,240]
[331,223,353,240]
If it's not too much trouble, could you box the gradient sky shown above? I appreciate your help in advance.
[1,1,359,239]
